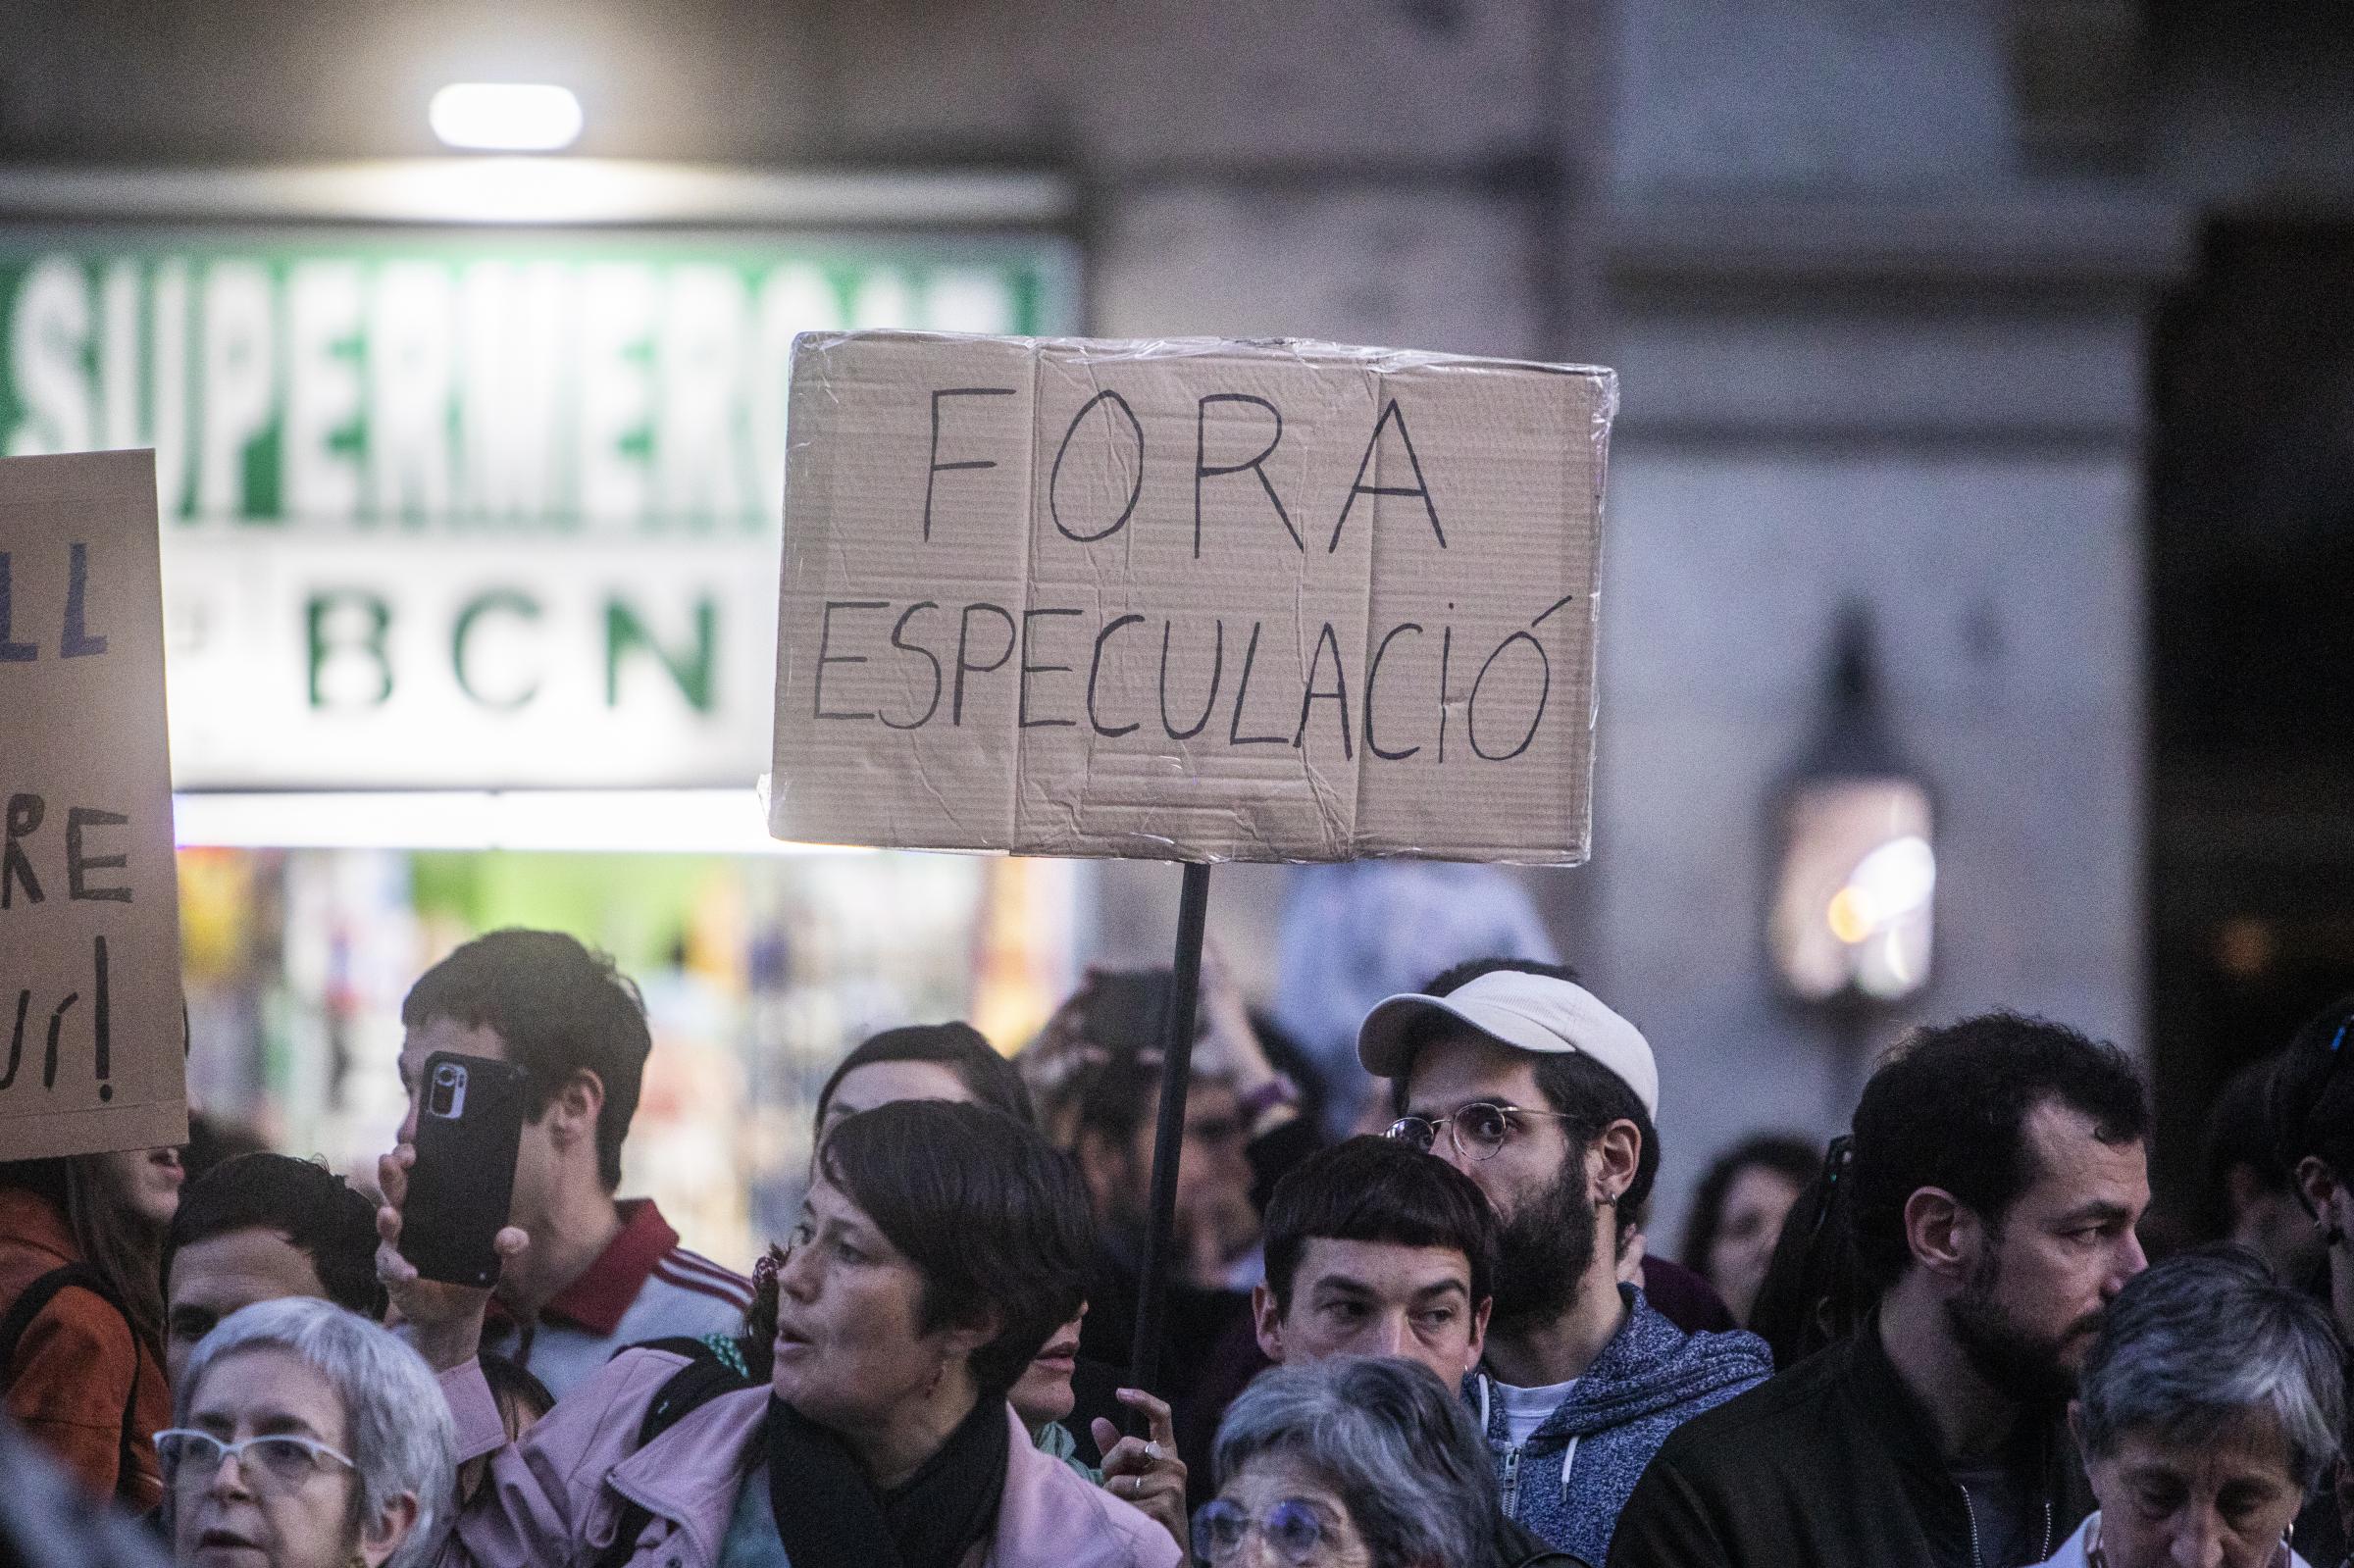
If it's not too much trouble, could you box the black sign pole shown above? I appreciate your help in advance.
[1126,858,1213,1404]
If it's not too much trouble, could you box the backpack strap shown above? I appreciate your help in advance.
[0,1263,148,1501]
[589,1336,760,1568]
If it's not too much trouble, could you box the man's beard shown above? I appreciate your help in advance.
[1943,1249,2097,1414]
[1489,1154,1601,1335]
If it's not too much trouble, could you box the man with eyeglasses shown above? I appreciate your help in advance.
[1358,959,1771,1568]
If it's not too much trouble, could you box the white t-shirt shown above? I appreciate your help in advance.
[1494,1377,1579,1447]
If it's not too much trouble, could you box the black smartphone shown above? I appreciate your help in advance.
[398,1051,528,1289]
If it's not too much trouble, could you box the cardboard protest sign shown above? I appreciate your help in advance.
[770,332,1614,864]
[0,449,186,1159]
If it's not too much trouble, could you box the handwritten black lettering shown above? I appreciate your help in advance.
[1228,622,1289,746]
[952,604,1017,725]
[1437,625,1455,765]
[92,936,110,1101]
[1195,394,1298,557]
[1088,615,1146,737]
[1293,622,1354,759]
[2,794,43,908]
[66,808,130,902]
[1330,398,1444,553]
[41,991,74,1090]
[0,553,34,662]
[882,602,945,731]
[62,542,105,658]
[1049,391,1145,544]
[813,600,888,722]
[923,388,1015,542]
[1468,631,1551,761]
[1019,608,1083,730]
[1159,620,1225,741]
[1365,623,1424,761]
[0,991,24,1089]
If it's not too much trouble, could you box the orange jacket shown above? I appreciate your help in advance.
[0,1185,168,1510]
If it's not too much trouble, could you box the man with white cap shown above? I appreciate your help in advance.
[1362,958,1770,1567]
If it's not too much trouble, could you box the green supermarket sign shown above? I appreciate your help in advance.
[0,233,1068,531]
[0,229,1071,790]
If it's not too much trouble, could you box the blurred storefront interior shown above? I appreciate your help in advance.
[0,170,1083,1260]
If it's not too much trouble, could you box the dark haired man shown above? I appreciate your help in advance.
[1254,1138,1589,1568]
[1254,1135,1498,1389]
[390,928,749,1397]
[161,1151,386,1391]
[1363,959,1770,1566]
[1610,1011,2151,1568]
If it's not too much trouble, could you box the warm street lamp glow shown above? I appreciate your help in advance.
[429,83,584,152]
[1767,608,1936,1007]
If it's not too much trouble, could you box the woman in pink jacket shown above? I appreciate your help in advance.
[379,1099,1180,1568]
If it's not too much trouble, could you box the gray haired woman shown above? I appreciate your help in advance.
[1203,1356,1582,1568]
[160,1296,456,1568]
[2047,1247,2345,1568]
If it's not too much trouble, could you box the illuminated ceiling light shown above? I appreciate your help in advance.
[429,83,584,153]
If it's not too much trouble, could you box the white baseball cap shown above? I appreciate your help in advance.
[1356,969,1660,1120]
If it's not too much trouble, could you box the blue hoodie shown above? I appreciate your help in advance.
[1471,1286,1772,1566]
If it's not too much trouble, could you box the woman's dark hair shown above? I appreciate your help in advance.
[1747,1138,1866,1371]
[1848,1011,2147,1293]
[1261,1137,1498,1314]
[2270,993,2354,1183]
[1678,1134,1821,1282]
[819,1100,1094,1396]
[813,1023,1034,1132]
[2206,1058,2295,1237]
[0,1154,168,1347]
[476,1351,555,1437]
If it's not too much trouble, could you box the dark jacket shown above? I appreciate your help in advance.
[1476,1287,1771,1565]
[1607,1316,2094,1568]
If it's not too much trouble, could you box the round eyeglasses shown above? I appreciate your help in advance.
[1193,1496,1330,1564]
[1386,1100,1575,1162]
[154,1429,357,1496]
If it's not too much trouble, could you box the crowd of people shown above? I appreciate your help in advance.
[2,923,2350,1568]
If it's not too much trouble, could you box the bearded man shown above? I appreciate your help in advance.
[1609,1012,2152,1568]
[1361,961,1771,1567]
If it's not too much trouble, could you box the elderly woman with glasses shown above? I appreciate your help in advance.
[1202,1356,1584,1568]
[2045,1246,2346,1568]
[162,1296,455,1568]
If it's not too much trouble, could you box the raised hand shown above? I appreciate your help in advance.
[375,1141,529,1372]
[1092,1387,1189,1554]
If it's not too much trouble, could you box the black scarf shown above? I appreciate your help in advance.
[766,1393,1008,1568]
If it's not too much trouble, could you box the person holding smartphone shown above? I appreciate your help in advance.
[388,930,750,1400]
